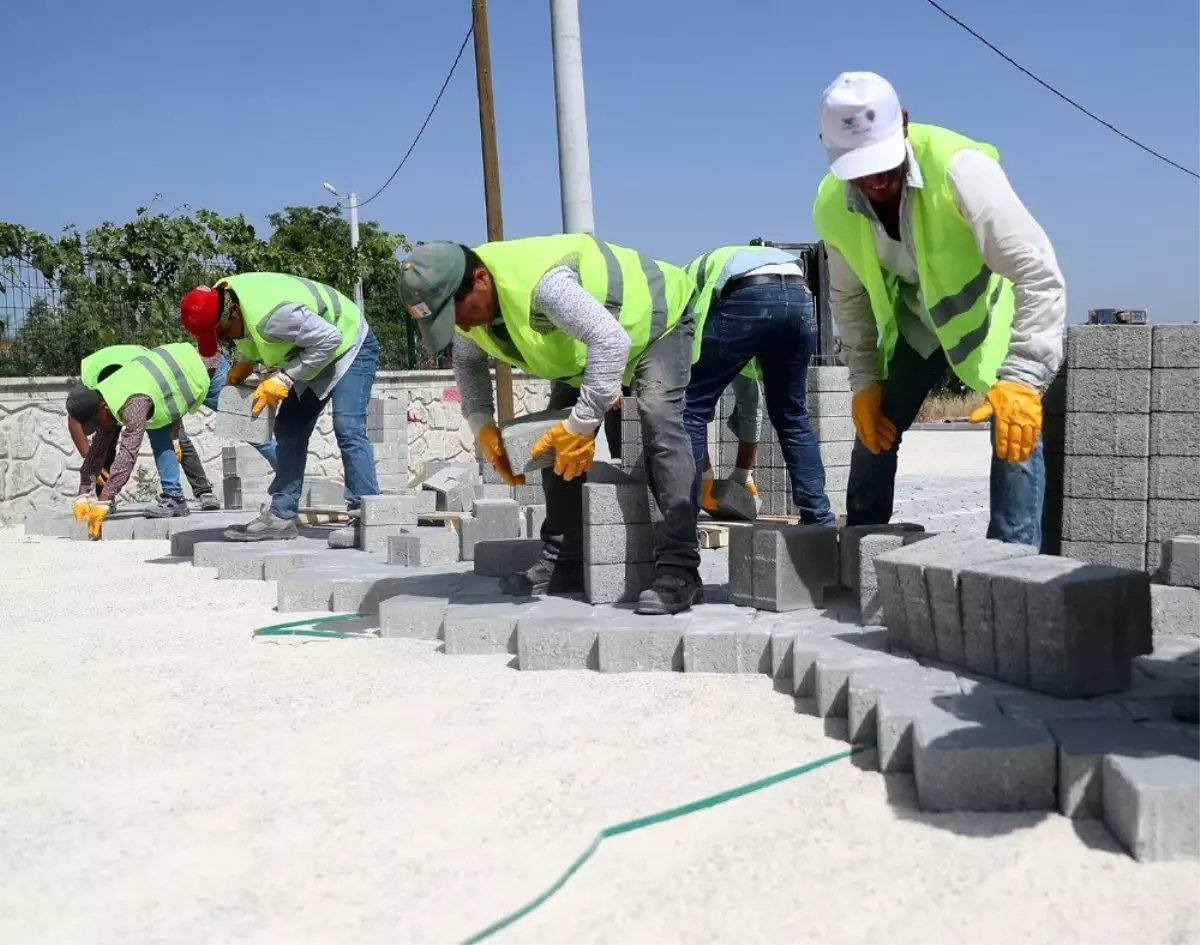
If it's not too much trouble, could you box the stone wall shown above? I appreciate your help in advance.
[0,370,550,522]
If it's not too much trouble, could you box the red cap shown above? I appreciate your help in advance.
[180,285,221,357]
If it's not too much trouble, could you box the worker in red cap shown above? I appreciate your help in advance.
[179,273,379,548]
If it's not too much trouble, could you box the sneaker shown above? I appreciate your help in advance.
[144,494,191,519]
[635,567,704,615]
[223,509,298,542]
[499,558,584,597]
[327,515,360,550]
[197,492,222,512]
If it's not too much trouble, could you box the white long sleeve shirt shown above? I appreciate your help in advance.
[250,303,368,400]
[827,142,1066,394]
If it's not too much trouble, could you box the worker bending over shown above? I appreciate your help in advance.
[73,344,217,538]
[813,72,1064,547]
[179,273,379,549]
[398,237,703,615]
[682,246,834,525]
[697,370,762,516]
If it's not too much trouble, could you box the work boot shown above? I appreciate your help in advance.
[635,567,704,615]
[143,494,190,519]
[197,492,222,512]
[499,557,584,597]
[327,513,360,550]
[223,509,298,542]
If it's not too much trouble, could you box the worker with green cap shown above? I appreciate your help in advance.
[179,273,380,549]
[72,343,218,539]
[398,236,703,615]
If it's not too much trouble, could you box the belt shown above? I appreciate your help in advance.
[721,272,807,298]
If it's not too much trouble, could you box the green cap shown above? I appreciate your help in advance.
[397,242,467,355]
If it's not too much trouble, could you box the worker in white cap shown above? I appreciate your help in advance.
[812,71,1066,548]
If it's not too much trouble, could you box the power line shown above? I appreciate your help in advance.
[921,0,1199,179]
[356,24,476,210]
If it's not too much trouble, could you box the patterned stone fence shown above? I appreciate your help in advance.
[0,370,550,522]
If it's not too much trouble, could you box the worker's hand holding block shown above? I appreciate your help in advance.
[214,384,276,441]
[499,408,573,476]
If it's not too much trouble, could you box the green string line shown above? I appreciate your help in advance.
[252,612,375,639]
[461,746,864,945]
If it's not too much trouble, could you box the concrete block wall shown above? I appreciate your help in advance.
[619,364,853,519]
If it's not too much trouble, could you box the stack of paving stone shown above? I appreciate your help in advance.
[620,365,853,518]
[458,497,524,562]
[221,444,274,511]
[358,493,418,553]
[367,397,410,493]
[582,464,656,603]
[1150,535,1200,642]
[728,522,839,611]
[214,384,275,442]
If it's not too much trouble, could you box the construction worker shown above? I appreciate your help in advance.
[812,72,1064,547]
[67,344,227,516]
[398,237,703,615]
[682,247,834,525]
[73,344,217,538]
[697,371,762,517]
[179,273,379,549]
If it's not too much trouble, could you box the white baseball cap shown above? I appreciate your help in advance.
[819,72,906,180]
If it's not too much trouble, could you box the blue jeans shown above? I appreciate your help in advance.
[682,281,834,525]
[269,330,380,519]
[846,335,1045,548]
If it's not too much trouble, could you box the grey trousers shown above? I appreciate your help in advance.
[177,428,213,497]
[540,317,701,574]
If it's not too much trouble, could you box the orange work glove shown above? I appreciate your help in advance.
[87,500,111,540]
[478,424,526,486]
[969,380,1043,464]
[851,385,898,455]
[226,359,256,387]
[251,376,291,416]
[73,494,91,522]
[174,441,183,462]
[531,422,596,482]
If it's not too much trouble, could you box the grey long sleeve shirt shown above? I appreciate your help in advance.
[253,303,368,400]
[454,258,630,437]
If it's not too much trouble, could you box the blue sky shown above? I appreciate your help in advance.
[3,0,1197,321]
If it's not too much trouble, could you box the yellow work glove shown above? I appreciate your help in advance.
[73,494,91,522]
[226,359,256,387]
[531,422,596,481]
[251,376,291,417]
[969,380,1043,464]
[87,500,111,540]
[96,467,110,487]
[478,424,526,486]
[174,441,183,462]
[851,385,898,455]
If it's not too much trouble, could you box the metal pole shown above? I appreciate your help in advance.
[472,0,515,421]
[549,0,595,234]
[348,192,364,313]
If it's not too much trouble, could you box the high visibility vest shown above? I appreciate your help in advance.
[811,122,1016,393]
[462,234,693,386]
[216,272,361,373]
[685,246,783,382]
[79,344,148,388]
[95,343,211,430]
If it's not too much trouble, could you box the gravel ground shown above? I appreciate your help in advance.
[2,432,1196,945]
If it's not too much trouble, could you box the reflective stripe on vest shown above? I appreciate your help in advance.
[132,346,199,423]
[594,239,671,347]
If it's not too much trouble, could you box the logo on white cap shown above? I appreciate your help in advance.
[819,72,906,181]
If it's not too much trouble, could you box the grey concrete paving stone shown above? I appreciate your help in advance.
[1163,535,1200,588]
[839,523,925,591]
[995,693,1126,726]
[473,538,543,577]
[792,628,888,698]
[682,617,744,674]
[818,440,854,468]
[524,505,546,539]
[1049,718,1199,819]
[474,483,515,500]
[809,415,855,441]
[1026,562,1151,697]
[499,408,572,475]
[214,541,323,581]
[1150,458,1200,501]
[751,524,839,612]
[913,697,1058,812]
[377,573,472,638]
[815,650,901,719]
[585,561,657,605]
[876,691,989,775]
[874,532,969,651]
[1104,752,1200,861]
[728,525,754,607]
[806,366,851,391]
[807,390,852,416]
[1148,500,1200,544]
[597,615,690,673]
[847,663,959,745]
[582,481,651,525]
[1064,455,1150,500]
[764,617,801,691]
[170,515,258,555]
[583,523,656,565]
[360,494,418,527]
[1151,585,1200,642]
[1065,324,1152,370]
[1151,413,1200,457]
[387,528,460,567]
[515,603,605,670]
[360,524,406,554]
[441,600,542,655]
[1065,369,1151,415]
[856,528,930,627]
[421,466,473,513]
[1059,540,1147,571]
[1151,324,1200,369]
[1150,369,1200,413]
[1061,498,1148,544]
[710,478,758,522]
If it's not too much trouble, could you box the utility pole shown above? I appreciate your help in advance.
[549,0,595,234]
[472,0,515,421]
[348,192,364,313]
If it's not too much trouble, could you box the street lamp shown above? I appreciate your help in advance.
[321,181,364,313]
